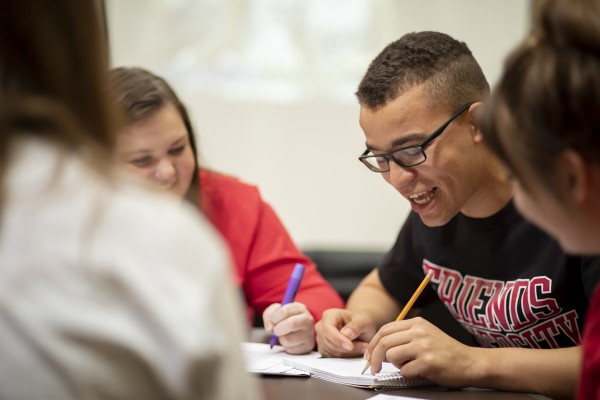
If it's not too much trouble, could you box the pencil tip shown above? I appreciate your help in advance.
[361,361,371,375]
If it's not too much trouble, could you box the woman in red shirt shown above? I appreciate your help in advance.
[110,67,344,354]
[480,0,600,397]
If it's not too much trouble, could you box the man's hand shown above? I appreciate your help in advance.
[315,308,377,357]
[365,317,474,387]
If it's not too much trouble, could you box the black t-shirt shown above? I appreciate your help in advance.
[379,200,600,349]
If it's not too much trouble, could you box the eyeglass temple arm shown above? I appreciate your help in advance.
[420,102,475,148]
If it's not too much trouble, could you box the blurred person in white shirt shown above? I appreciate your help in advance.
[0,1,259,399]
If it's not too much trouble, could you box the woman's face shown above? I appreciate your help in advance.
[512,161,591,254]
[514,180,572,246]
[116,102,196,199]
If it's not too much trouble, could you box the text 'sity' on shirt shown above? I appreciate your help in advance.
[424,260,580,348]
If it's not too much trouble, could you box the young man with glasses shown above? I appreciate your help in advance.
[315,31,600,399]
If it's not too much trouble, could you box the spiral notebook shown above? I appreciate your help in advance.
[282,357,432,389]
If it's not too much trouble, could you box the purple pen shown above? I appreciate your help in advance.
[269,263,305,348]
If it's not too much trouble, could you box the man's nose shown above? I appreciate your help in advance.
[387,160,416,188]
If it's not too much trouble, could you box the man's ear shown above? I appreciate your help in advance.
[560,149,588,205]
[468,102,485,143]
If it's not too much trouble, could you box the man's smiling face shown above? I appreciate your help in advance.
[359,85,484,227]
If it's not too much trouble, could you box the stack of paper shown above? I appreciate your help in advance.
[241,342,319,376]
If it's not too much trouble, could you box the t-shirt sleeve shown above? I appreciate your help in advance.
[378,211,437,308]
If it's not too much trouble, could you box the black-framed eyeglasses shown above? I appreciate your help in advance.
[358,102,475,173]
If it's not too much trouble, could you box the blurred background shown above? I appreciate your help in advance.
[106,0,530,252]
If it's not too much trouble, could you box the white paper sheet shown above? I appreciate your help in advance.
[241,342,320,376]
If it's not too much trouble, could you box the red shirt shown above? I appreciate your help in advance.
[199,170,344,323]
[579,286,600,399]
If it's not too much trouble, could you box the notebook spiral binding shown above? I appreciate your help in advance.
[374,372,433,389]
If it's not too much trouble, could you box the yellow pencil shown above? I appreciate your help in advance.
[361,270,434,375]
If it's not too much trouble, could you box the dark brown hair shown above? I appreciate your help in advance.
[480,0,600,199]
[0,0,119,214]
[109,67,201,207]
[356,31,490,113]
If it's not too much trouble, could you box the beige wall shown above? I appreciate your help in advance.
[107,0,530,251]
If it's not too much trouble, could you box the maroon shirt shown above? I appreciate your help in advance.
[579,286,600,399]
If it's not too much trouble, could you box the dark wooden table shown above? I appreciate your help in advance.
[249,329,550,400]
[260,375,548,400]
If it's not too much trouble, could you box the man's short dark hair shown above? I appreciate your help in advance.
[356,31,490,111]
